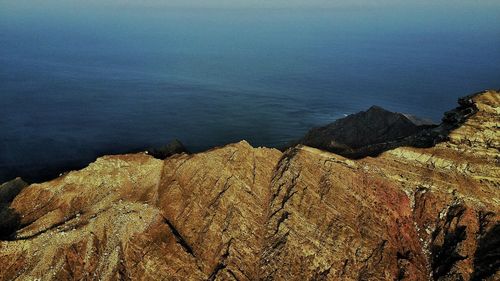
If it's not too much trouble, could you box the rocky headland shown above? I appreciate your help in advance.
[0,90,498,280]
[297,93,479,158]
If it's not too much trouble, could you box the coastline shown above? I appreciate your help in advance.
[1,89,495,184]
[0,90,498,280]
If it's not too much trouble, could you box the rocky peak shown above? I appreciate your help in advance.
[297,91,495,159]
[299,102,437,158]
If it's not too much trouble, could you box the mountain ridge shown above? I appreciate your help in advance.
[0,90,498,280]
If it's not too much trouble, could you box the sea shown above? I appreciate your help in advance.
[1,3,499,182]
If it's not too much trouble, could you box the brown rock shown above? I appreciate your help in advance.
[0,90,498,281]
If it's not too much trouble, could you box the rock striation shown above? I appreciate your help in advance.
[0,90,498,281]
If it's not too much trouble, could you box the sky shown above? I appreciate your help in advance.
[3,0,500,9]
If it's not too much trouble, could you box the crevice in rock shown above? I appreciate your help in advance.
[207,240,232,281]
[252,151,257,186]
[271,231,290,251]
[273,211,290,235]
[164,218,195,257]
[234,264,252,281]
[208,176,233,210]
[227,269,240,281]
[357,240,387,281]
[270,148,299,202]
[207,263,226,281]
[220,206,235,237]
[269,170,301,218]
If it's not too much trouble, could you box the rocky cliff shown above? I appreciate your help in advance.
[298,92,481,159]
[0,90,498,281]
[298,105,436,158]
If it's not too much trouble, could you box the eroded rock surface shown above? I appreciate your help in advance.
[0,90,498,281]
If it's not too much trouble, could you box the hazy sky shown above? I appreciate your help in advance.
[3,0,500,9]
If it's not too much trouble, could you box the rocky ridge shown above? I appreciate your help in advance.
[298,92,481,158]
[0,90,498,280]
[298,105,436,158]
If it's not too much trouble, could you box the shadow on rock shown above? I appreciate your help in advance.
[0,177,28,240]
[471,223,500,280]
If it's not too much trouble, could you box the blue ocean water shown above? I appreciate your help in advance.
[1,4,499,182]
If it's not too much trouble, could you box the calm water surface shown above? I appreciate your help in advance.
[1,5,499,181]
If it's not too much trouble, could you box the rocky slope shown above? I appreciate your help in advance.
[0,90,498,281]
[297,92,482,159]
[298,105,437,158]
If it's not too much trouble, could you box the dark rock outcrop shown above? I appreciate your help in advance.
[147,139,189,159]
[0,178,28,240]
[0,178,28,205]
[299,105,437,158]
[298,91,486,158]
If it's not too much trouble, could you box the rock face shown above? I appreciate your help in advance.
[299,105,437,158]
[0,178,28,240]
[0,90,498,281]
[298,93,483,159]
